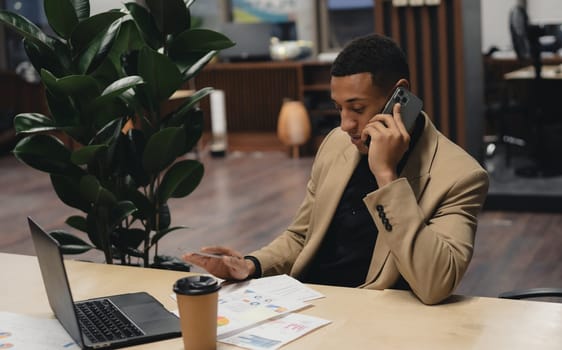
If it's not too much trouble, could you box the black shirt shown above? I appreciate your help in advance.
[302,156,378,287]
[301,115,425,288]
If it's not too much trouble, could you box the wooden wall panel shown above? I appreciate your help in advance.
[420,7,434,120]
[374,0,482,156]
[436,3,450,136]
[404,9,418,94]
[453,0,466,147]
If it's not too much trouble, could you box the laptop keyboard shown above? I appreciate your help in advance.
[76,299,144,343]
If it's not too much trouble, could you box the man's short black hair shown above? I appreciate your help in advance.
[331,34,410,92]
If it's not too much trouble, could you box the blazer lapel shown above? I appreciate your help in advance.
[292,142,360,276]
[399,114,438,201]
[311,143,360,245]
[362,114,438,286]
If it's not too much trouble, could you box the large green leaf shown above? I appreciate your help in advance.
[138,47,182,106]
[105,131,128,176]
[40,70,100,112]
[40,69,64,95]
[92,99,129,129]
[56,75,100,95]
[44,0,78,39]
[109,201,137,227]
[65,215,88,232]
[75,17,121,74]
[162,107,203,154]
[13,134,82,176]
[23,39,66,78]
[182,50,216,80]
[145,0,189,36]
[52,37,73,69]
[182,108,203,153]
[14,113,57,134]
[165,87,213,126]
[112,227,146,251]
[70,11,125,54]
[80,175,117,206]
[125,3,161,49]
[86,76,144,118]
[158,159,203,202]
[155,202,170,230]
[125,188,153,220]
[85,211,102,249]
[168,51,206,76]
[50,230,93,254]
[0,10,54,50]
[151,225,188,246]
[71,144,108,165]
[89,58,121,88]
[106,20,145,70]
[43,73,100,119]
[142,127,186,173]
[101,75,145,100]
[44,89,81,129]
[71,0,90,21]
[90,118,123,145]
[51,174,91,212]
[124,129,150,187]
[168,29,235,60]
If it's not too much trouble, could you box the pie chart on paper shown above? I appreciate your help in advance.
[217,316,230,327]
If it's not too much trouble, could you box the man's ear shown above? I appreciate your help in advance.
[395,78,410,90]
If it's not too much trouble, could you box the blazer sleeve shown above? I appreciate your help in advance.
[248,128,338,276]
[364,165,489,305]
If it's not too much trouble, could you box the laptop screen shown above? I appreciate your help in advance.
[28,217,85,348]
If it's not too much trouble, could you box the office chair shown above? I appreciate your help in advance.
[508,5,562,177]
[482,7,535,168]
[499,287,562,301]
[482,51,527,167]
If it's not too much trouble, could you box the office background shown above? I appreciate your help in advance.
[0,0,560,299]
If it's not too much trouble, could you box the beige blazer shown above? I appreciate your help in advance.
[251,114,489,304]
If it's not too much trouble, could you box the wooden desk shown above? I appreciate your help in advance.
[1,253,561,350]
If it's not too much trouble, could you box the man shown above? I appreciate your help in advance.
[183,34,489,305]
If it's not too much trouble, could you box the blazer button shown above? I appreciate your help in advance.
[378,211,386,218]
[382,217,389,225]
[385,223,393,231]
[376,205,384,212]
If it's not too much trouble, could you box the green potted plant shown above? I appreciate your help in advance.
[0,0,234,269]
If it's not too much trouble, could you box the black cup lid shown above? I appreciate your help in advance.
[173,275,221,296]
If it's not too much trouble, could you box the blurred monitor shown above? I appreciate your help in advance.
[218,22,296,62]
[319,0,375,52]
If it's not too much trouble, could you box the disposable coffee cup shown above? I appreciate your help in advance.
[174,275,221,350]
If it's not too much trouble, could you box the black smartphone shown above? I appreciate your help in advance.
[364,87,423,147]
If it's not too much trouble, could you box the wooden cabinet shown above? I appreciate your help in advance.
[194,62,303,133]
[194,61,337,153]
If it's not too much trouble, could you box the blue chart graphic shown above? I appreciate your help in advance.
[0,331,13,349]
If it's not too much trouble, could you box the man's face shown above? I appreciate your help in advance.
[331,72,389,154]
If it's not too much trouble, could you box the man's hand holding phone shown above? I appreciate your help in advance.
[362,86,422,186]
[182,246,255,281]
[362,102,411,187]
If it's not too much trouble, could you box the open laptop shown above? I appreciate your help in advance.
[28,217,181,349]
